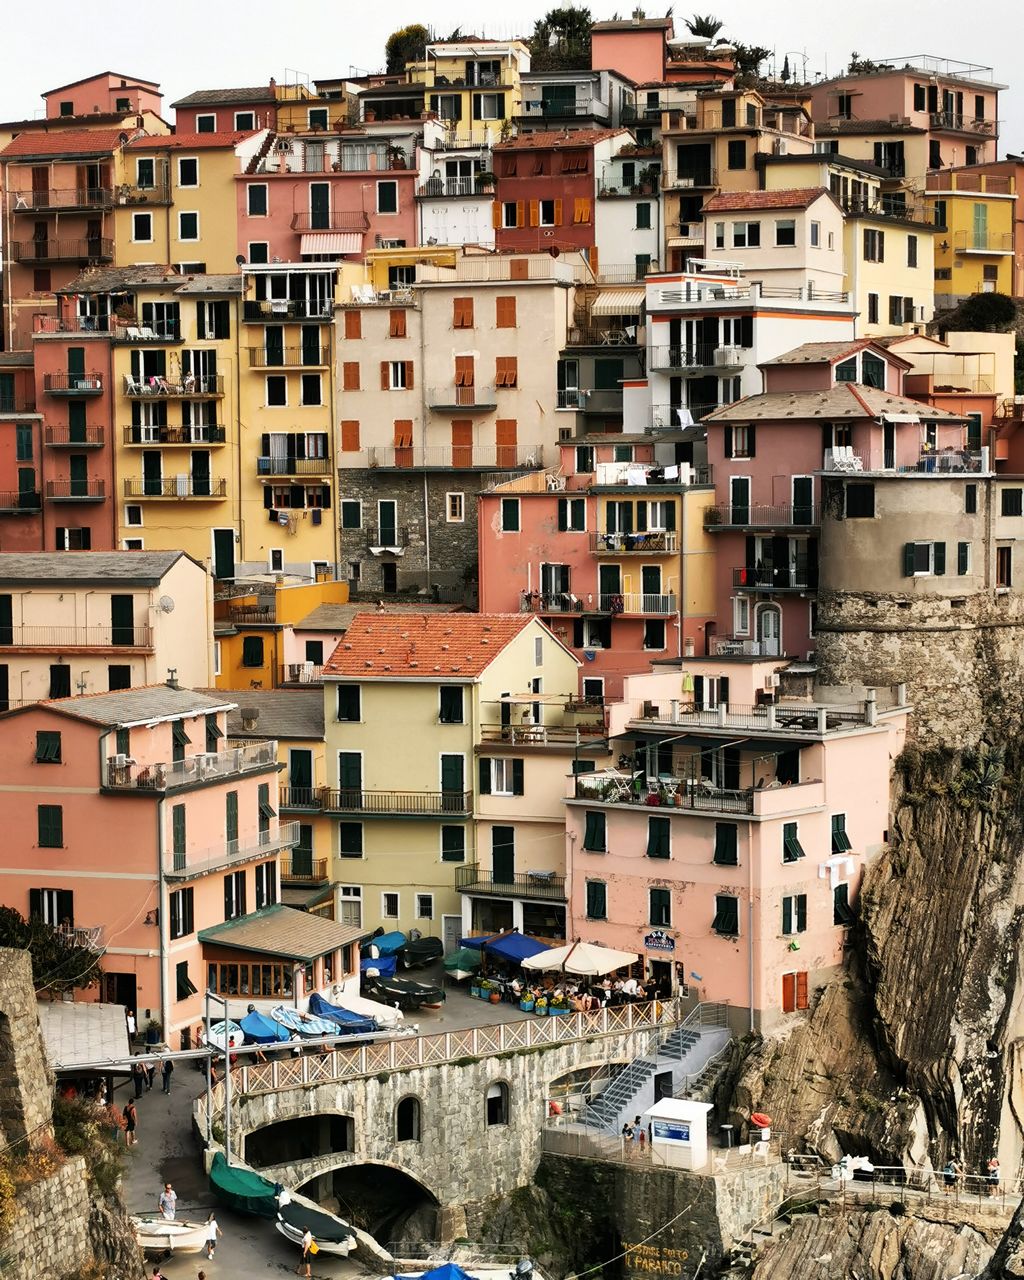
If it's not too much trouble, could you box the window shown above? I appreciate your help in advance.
[453,297,474,329]
[446,492,465,523]
[495,356,517,387]
[502,202,519,228]
[241,635,264,667]
[649,887,671,927]
[831,813,853,854]
[49,664,71,699]
[177,157,198,187]
[308,107,329,130]
[33,268,51,291]
[643,619,666,650]
[178,211,199,241]
[482,757,524,797]
[195,113,216,132]
[169,887,194,940]
[907,234,918,268]
[538,199,557,226]
[903,541,945,577]
[834,882,855,926]
[439,686,464,724]
[386,361,411,390]
[338,822,363,858]
[726,424,755,459]
[377,181,398,214]
[501,498,520,531]
[252,861,276,911]
[867,293,879,325]
[647,815,670,859]
[929,139,941,169]
[224,870,246,920]
[34,730,62,764]
[396,1096,421,1142]
[125,503,143,527]
[557,497,586,531]
[845,482,875,518]
[775,219,796,246]
[782,893,807,935]
[714,221,725,249]
[733,596,750,635]
[234,110,255,130]
[388,308,407,339]
[341,499,361,529]
[576,445,594,475]
[108,665,131,690]
[714,823,738,866]
[586,880,607,920]
[299,373,321,406]
[486,1081,509,1126]
[732,221,760,248]
[496,296,516,328]
[266,375,287,406]
[583,810,606,853]
[38,805,63,848]
[440,825,465,863]
[997,545,1013,588]
[382,892,400,919]
[337,685,361,721]
[416,893,434,920]
[635,202,651,230]
[863,228,885,262]
[59,100,74,116]
[810,220,820,247]
[473,93,505,121]
[1002,489,1023,517]
[958,541,971,576]
[175,959,198,1001]
[782,822,805,862]
[712,894,739,935]
[132,212,153,242]
[888,295,904,326]
[247,183,268,216]
[727,139,746,170]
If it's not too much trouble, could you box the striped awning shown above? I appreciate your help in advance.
[591,288,645,316]
[300,232,361,256]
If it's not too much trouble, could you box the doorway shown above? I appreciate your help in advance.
[212,529,235,580]
[442,914,462,954]
[381,562,398,593]
[102,971,138,1010]
[756,605,782,657]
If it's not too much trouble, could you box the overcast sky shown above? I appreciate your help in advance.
[3,1,1019,153]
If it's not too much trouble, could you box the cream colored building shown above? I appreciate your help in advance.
[0,550,213,707]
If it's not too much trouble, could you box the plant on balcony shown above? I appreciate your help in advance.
[549,991,569,1013]
[475,171,496,191]
[638,165,659,193]
[0,905,97,994]
[534,994,549,1015]
[519,995,536,1012]
[386,144,407,169]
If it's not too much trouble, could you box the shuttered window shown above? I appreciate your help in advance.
[713,823,738,865]
[831,814,852,853]
[342,362,360,390]
[712,894,739,935]
[35,731,62,763]
[38,805,63,848]
[389,309,407,338]
[344,310,361,339]
[453,297,474,328]
[782,822,805,862]
[340,420,360,451]
[495,356,518,387]
[337,685,361,721]
[782,893,807,935]
[495,296,517,327]
[646,815,670,859]
[586,880,607,919]
[441,826,466,863]
[834,882,855,925]
[583,810,606,852]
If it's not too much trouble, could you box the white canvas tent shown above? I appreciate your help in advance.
[520,940,639,976]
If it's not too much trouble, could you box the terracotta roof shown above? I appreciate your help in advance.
[704,384,963,424]
[171,86,276,108]
[323,613,539,678]
[494,128,629,151]
[702,187,832,213]
[127,130,257,150]
[0,126,134,159]
[759,339,911,369]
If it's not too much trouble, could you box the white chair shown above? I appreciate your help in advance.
[125,326,141,341]
[138,326,157,341]
[752,1140,771,1164]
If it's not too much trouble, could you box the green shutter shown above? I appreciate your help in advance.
[172,804,186,855]
[647,815,670,859]
[932,541,945,575]
[512,758,525,795]
[338,822,363,856]
[225,791,238,843]
[714,823,737,865]
[797,895,807,931]
[713,895,738,935]
[478,758,491,795]
[958,541,970,575]
[586,881,607,919]
[35,731,61,763]
[441,825,465,862]
[38,804,63,848]
[583,810,606,852]
[903,543,916,577]
[831,814,852,854]
[782,822,805,862]
[782,896,793,935]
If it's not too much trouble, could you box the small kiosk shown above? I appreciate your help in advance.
[642,1098,714,1170]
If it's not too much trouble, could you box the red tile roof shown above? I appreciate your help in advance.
[126,130,257,150]
[494,128,629,151]
[702,187,832,213]
[323,613,538,678]
[0,126,134,159]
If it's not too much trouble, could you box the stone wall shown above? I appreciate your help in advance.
[0,948,53,1147]
[4,1156,93,1280]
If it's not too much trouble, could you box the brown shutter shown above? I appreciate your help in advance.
[796,971,809,1010]
[404,361,414,389]
[344,310,362,339]
[553,197,563,225]
[455,355,474,387]
[496,418,517,467]
[496,296,516,327]
[510,257,529,281]
[529,199,540,227]
[451,420,474,466]
[340,420,360,451]
[389,309,406,338]
[380,361,390,390]
[393,420,413,466]
[516,201,524,227]
[782,973,795,1014]
[492,200,502,229]
[342,362,360,391]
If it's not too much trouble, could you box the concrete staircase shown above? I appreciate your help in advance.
[583,1058,659,1129]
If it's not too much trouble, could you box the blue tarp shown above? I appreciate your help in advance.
[239,1010,291,1045]
[459,933,498,950]
[362,930,407,957]
[308,991,379,1035]
[361,954,398,977]
[414,1264,479,1280]
[458,932,551,963]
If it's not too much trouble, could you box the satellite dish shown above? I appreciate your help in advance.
[235,253,246,266]
[549,246,560,258]
[158,595,175,614]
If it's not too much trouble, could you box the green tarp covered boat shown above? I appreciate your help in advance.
[209,1151,278,1218]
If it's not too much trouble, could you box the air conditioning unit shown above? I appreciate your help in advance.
[112,753,129,768]
[765,673,780,689]
[773,140,787,155]
[714,346,741,366]
[175,474,188,496]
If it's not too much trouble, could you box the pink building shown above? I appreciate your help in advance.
[702,339,966,661]
[0,683,362,1046]
[589,18,673,85]
[42,71,163,120]
[565,656,908,1029]
[171,85,278,134]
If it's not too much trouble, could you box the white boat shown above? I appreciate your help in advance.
[205,1018,245,1052]
[132,1214,208,1255]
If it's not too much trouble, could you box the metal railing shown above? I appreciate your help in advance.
[573,769,755,814]
[0,490,41,513]
[455,864,567,900]
[279,663,325,686]
[651,404,719,429]
[247,347,330,367]
[115,182,172,205]
[289,211,370,231]
[649,344,714,370]
[279,786,323,809]
[732,565,812,591]
[428,385,498,409]
[628,699,870,733]
[122,374,224,396]
[9,238,114,263]
[520,592,583,614]
[10,187,114,211]
[557,389,584,410]
[243,300,334,322]
[43,373,104,394]
[44,426,105,447]
[899,448,988,473]
[104,741,279,790]
[363,444,536,469]
[50,922,105,952]
[663,169,716,190]
[479,723,606,746]
[600,593,677,615]
[110,320,181,343]
[517,97,605,120]
[0,624,152,648]
[566,326,639,347]
[590,531,679,554]
[324,788,473,816]
[417,177,478,197]
[704,503,819,529]
[364,523,416,547]
[165,822,300,879]
[256,456,332,476]
[123,478,227,498]
[953,230,1014,252]
[45,479,105,500]
[122,425,226,445]
[226,602,276,624]
[280,856,329,883]
[0,394,36,414]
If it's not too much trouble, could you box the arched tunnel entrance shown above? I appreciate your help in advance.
[298,1164,440,1247]
[244,1114,354,1168]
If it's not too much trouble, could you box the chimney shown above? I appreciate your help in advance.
[166,668,179,690]
[241,707,260,731]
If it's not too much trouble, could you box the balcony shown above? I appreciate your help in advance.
[10,187,113,212]
[649,344,744,373]
[704,503,819,530]
[104,740,280,791]
[652,404,719,430]
[600,592,677,615]
[928,111,998,134]
[628,697,883,736]
[594,459,712,487]
[428,386,498,412]
[122,374,224,397]
[0,394,36,414]
[122,425,226,446]
[243,300,334,323]
[478,722,606,748]
[557,389,584,410]
[115,182,172,205]
[0,490,41,515]
[590,531,679,554]
[44,426,105,448]
[520,591,583,614]
[732,565,813,593]
[953,230,1014,254]
[456,864,567,901]
[579,389,624,415]
[662,169,716,190]
[225,601,276,624]
[248,346,330,368]
[123,478,228,499]
[9,238,114,264]
[574,768,754,814]
[566,325,639,347]
[516,96,606,124]
[164,822,300,881]
[417,177,480,197]
[257,456,333,477]
[365,524,416,548]
[45,479,106,502]
[47,921,105,953]
[279,786,324,810]
[280,856,330,884]
[361,444,537,470]
[289,211,370,232]
[43,373,104,396]
[110,320,182,343]
[0,624,152,649]
[279,663,324,686]
[324,788,473,817]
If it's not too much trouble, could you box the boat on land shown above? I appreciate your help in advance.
[362,972,445,1011]
[208,1151,280,1218]
[205,1019,245,1052]
[270,1004,337,1037]
[132,1214,208,1255]
[275,1196,355,1256]
[307,990,379,1034]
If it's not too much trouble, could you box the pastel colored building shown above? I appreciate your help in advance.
[402,39,532,144]
[0,550,214,709]
[923,169,1017,306]
[43,71,164,120]
[565,657,909,1028]
[0,354,43,552]
[589,17,674,86]
[170,84,278,134]
[516,69,636,133]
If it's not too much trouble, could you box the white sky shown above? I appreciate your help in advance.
[2,1,1018,154]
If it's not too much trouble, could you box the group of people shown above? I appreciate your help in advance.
[123,1054,175,1145]
[621,1116,651,1156]
[507,973,656,1010]
[942,1155,1001,1195]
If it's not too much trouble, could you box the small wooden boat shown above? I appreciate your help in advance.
[270,1004,337,1037]
[132,1214,208,1255]
[205,1019,245,1052]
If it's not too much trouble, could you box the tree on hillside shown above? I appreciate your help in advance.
[0,907,98,994]
[941,292,1018,333]
[684,13,724,40]
[734,43,772,79]
[385,24,429,75]
[529,6,592,71]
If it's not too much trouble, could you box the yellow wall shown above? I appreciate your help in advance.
[365,246,457,292]
[407,44,529,144]
[214,581,348,691]
[843,216,935,335]
[682,488,716,618]
[925,179,1016,303]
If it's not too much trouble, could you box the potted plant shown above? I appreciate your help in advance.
[639,165,659,194]
[534,995,549,1016]
[519,992,535,1012]
[144,1018,163,1045]
[550,992,569,1016]
[475,170,496,191]
[386,144,407,170]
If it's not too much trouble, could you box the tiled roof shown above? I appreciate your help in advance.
[62,265,182,293]
[44,70,160,95]
[702,187,831,213]
[323,613,537,678]
[762,152,888,178]
[127,130,256,150]
[198,904,367,960]
[0,127,135,159]
[170,86,276,108]
[198,688,324,741]
[297,601,461,631]
[704,384,963,424]
[494,128,629,151]
[0,550,192,585]
[37,685,233,728]
[174,275,243,294]
[759,339,912,369]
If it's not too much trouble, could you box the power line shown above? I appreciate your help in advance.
[569,1204,706,1280]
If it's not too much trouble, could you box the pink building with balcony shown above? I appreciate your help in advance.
[0,683,362,1046]
[565,656,909,1029]
[42,71,164,120]
[702,339,966,661]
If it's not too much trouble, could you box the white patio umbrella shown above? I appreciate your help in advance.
[520,940,640,977]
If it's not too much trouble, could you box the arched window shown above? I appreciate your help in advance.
[396,1095,421,1142]
[486,1081,509,1126]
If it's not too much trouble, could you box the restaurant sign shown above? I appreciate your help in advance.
[643,929,675,952]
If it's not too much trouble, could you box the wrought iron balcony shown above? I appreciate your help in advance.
[122,425,226,446]
[9,237,114,263]
[599,592,677,615]
[115,182,172,205]
[455,864,567,901]
[279,663,324,686]
[323,788,473,816]
[590,531,679,554]
[243,299,334,322]
[0,393,36,414]
[0,490,41,514]
[104,740,280,791]
[123,478,228,499]
[0,624,152,649]
[43,373,104,395]
[45,479,106,502]
[257,456,333,477]
[704,503,819,530]
[48,921,105,952]
[289,211,369,231]
[280,855,329,884]
[428,385,498,412]
[732,564,813,592]
[44,426,105,448]
[10,187,113,212]
[248,346,331,367]
[122,374,224,397]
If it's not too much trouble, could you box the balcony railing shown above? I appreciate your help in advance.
[478,722,606,747]
[122,374,224,397]
[123,478,228,498]
[663,169,717,190]
[566,325,639,347]
[248,347,330,367]
[0,394,36,414]
[110,320,182,343]
[226,602,276,624]
[649,344,745,372]
[104,740,280,790]
[323,788,472,816]
[516,97,604,121]
[362,444,537,469]
[0,490,41,514]
[928,111,998,134]
[44,426,105,447]
[732,565,812,592]
[590,531,679,554]
[9,238,114,263]
[520,591,583,614]
[574,768,754,814]
[365,524,417,548]
[45,479,106,501]
[897,448,988,474]
[455,864,568,900]
[428,385,498,411]
[279,663,324,686]
[279,786,324,809]
[165,822,300,880]
[43,373,104,395]
[652,404,719,430]
[0,624,152,648]
[557,389,584,410]
[600,592,677,615]
[280,855,329,883]
[953,230,1014,253]
[704,503,819,529]
[122,425,226,445]
[289,211,369,231]
[48,921,105,952]
[10,187,113,211]
[257,456,333,477]
[243,300,334,322]
[115,182,172,205]
[417,177,479,197]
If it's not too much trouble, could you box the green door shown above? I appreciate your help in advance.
[0,595,12,645]
[289,749,313,804]
[17,467,37,510]
[143,450,162,496]
[66,347,85,378]
[264,325,284,366]
[972,202,988,250]
[338,752,362,805]
[792,476,814,524]
[492,826,515,883]
[191,450,211,497]
[68,401,87,444]
[111,595,134,646]
[310,182,330,230]
[69,454,88,497]
[0,373,14,412]
[441,753,464,810]
[301,324,321,365]
[213,529,235,580]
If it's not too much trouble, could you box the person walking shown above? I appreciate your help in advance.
[132,1060,146,1099]
[621,1121,633,1157]
[204,1212,221,1259]
[145,1058,156,1091]
[632,1115,643,1158]
[942,1158,961,1193]
[296,1225,315,1277]
[987,1156,1000,1197]
[162,1056,175,1095]
[158,1182,177,1220]
[123,1100,138,1147]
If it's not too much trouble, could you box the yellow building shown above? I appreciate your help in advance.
[363,245,457,294]
[925,169,1017,307]
[321,612,581,940]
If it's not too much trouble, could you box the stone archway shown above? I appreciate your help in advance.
[296,1161,440,1248]
[244,1111,354,1169]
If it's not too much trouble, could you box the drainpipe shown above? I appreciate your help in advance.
[157,798,170,1041]
[423,471,432,588]
[747,823,755,1034]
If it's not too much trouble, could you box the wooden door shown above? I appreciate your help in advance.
[495,419,517,467]
[451,420,473,468]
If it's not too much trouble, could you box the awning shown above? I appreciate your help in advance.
[199,903,366,961]
[300,232,361,256]
[37,1000,130,1071]
[592,288,645,316]
[882,413,920,423]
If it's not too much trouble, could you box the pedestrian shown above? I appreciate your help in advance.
[126,1009,137,1039]
[942,1158,960,1193]
[987,1157,1000,1197]
[621,1121,633,1155]
[638,1126,647,1155]
[158,1182,177,1220]
[133,1060,146,1099]
[123,1100,137,1147]
[204,1211,221,1259]
[162,1056,174,1095]
[146,1058,156,1091]
[151,1268,166,1280]
[632,1115,642,1156]
[296,1224,315,1276]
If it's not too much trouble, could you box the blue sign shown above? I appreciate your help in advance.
[644,930,675,953]
[652,1120,690,1142]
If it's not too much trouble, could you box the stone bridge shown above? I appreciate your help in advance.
[197,998,698,1230]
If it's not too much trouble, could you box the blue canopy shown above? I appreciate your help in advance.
[239,1010,291,1045]
[415,1264,479,1280]
[361,954,397,977]
[308,991,379,1035]
[459,933,498,950]
[362,931,407,958]
[459,931,551,963]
